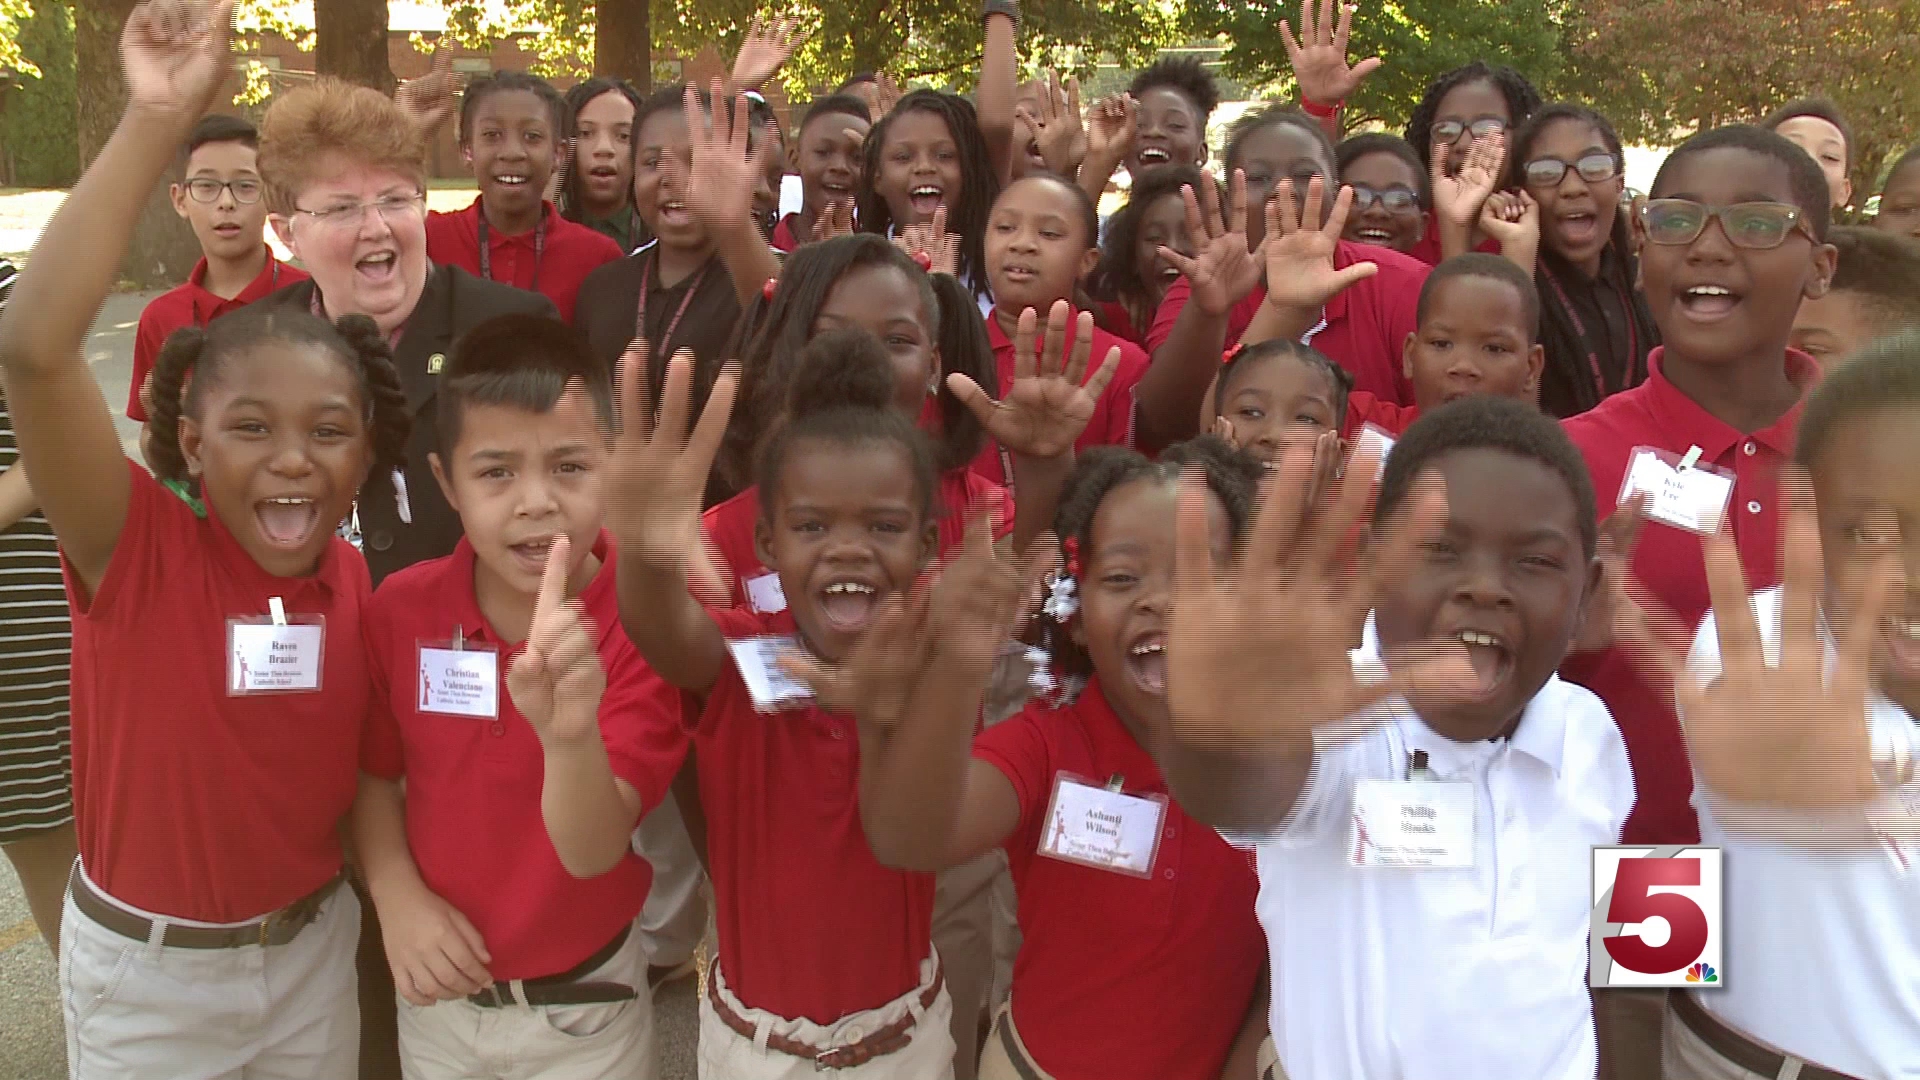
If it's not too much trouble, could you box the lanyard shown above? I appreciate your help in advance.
[1541,263,1637,404]
[477,206,547,293]
[637,252,710,361]
[194,260,280,328]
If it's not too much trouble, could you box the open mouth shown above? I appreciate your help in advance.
[820,180,852,200]
[1883,613,1920,680]
[1451,628,1513,701]
[1678,283,1740,322]
[587,165,620,179]
[508,535,557,575]
[909,185,944,217]
[819,579,879,633]
[1136,147,1171,167]
[492,173,532,190]
[1353,227,1396,246]
[256,496,321,549]
[1126,633,1168,695]
[354,250,398,283]
[1156,263,1184,286]
[660,200,694,227]
[999,262,1039,286]
[1556,210,1599,245]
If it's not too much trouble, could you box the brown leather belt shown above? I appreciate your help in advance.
[68,865,342,950]
[468,925,637,1009]
[1670,991,1865,1080]
[707,961,944,1071]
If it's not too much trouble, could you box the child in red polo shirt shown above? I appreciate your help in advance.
[974,173,1149,478]
[771,95,872,253]
[127,112,308,424]
[401,65,624,321]
[353,315,686,1079]
[0,6,414,1074]
[840,438,1269,1080]
[613,332,995,1079]
[1209,339,1351,466]
[1558,125,1839,1078]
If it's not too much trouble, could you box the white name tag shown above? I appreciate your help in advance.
[1619,446,1735,536]
[1356,424,1396,478]
[227,607,326,696]
[417,644,499,719]
[726,635,813,713]
[1350,778,1475,868]
[745,571,788,614]
[1038,773,1168,878]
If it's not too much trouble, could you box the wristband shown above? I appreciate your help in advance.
[982,0,1021,32]
[1301,98,1342,120]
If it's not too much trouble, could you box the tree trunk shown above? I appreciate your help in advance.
[315,0,394,93]
[73,0,200,289]
[596,0,652,92]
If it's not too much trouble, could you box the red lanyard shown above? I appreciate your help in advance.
[478,207,547,292]
[637,252,709,360]
[194,260,280,328]
[1541,263,1637,403]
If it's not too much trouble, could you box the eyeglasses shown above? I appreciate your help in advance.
[1348,184,1421,214]
[1430,117,1506,145]
[1637,199,1813,250]
[290,193,425,231]
[185,178,264,205]
[1524,153,1619,189]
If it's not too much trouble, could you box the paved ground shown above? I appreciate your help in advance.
[0,290,703,1079]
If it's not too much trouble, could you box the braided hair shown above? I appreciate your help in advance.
[559,77,645,223]
[858,89,1001,299]
[144,306,409,487]
[1403,62,1542,171]
[1041,437,1263,682]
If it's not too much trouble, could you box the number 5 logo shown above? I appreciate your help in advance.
[1590,847,1723,989]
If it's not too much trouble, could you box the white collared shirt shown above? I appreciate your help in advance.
[1231,647,1633,1080]
[1684,586,1920,1079]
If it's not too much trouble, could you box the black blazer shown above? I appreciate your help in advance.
[265,266,558,586]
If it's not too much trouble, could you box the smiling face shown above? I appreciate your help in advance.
[1131,189,1192,305]
[1638,147,1836,369]
[274,153,429,337]
[1774,115,1851,208]
[464,89,558,226]
[1374,447,1596,742]
[796,111,869,219]
[812,264,938,417]
[1525,119,1622,276]
[1234,121,1333,250]
[1432,79,1511,176]
[1808,405,1920,716]
[178,341,373,578]
[1340,149,1426,253]
[755,438,936,663]
[876,109,964,227]
[1405,275,1543,412]
[173,139,269,264]
[431,389,607,600]
[1130,86,1207,177]
[1072,476,1232,735]
[633,108,706,254]
[1216,353,1339,466]
[574,89,636,216]
[987,176,1098,317]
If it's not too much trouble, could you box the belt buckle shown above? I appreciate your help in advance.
[813,1045,857,1071]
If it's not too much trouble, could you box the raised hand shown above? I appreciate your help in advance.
[121,0,237,117]
[1479,188,1540,250]
[1160,169,1262,317]
[894,204,961,277]
[947,301,1121,460]
[508,535,608,749]
[1016,72,1088,178]
[730,14,809,91]
[1431,129,1505,231]
[811,198,857,244]
[670,80,770,233]
[383,886,493,1006]
[1263,177,1379,310]
[927,509,1053,670]
[1281,0,1382,106]
[1166,437,1479,750]
[603,340,735,599]
[395,39,459,134]
[779,584,933,726]
[1085,93,1137,167]
[1572,493,1650,655]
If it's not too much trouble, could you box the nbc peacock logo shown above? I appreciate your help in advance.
[1685,962,1718,984]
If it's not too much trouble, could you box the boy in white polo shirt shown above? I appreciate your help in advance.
[1159,397,1635,1080]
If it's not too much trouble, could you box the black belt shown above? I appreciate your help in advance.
[468,925,637,1009]
[1670,991,1864,1080]
[996,1012,1047,1080]
[68,865,342,950]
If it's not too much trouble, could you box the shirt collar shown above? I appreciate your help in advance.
[1399,678,1570,781]
[1075,676,1163,791]
[468,197,555,244]
[1641,346,1817,459]
[440,531,616,648]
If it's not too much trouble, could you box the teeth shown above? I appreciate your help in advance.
[265,497,311,505]
[911,186,941,197]
[1890,616,1920,640]
[1458,630,1500,647]
[1140,148,1169,163]
[496,175,528,184]
[1687,285,1732,296]
[824,582,875,595]
[1130,641,1165,656]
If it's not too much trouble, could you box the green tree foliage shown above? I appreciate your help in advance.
[0,0,78,187]
[0,0,40,77]
[1181,0,1567,131]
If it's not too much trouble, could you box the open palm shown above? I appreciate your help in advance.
[396,43,459,133]
[121,0,237,116]
[1280,0,1382,105]
[948,302,1121,460]
[674,81,768,232]
[1160,169,1261,316]
[1263,178,1378,310]
[1432,130,1505,231]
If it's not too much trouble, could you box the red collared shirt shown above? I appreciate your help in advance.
[128,253,308,421]
[701,469,1012,612]
[425,198,624,323]
[972,678,1264,1080]
[1342,390,1418,441]
[770,213,802,254]
[1149,240,1426,406]
[695,606,937,1022]
[1560,346,1817,844]
[971,308,1150,485]
[1406,211,1502,267]
[359,533,686,980]
[64,462,368,921]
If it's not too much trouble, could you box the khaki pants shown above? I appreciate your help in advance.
[394,922,654,1080]
[934,851,1012,1080]
[1256,1037,1291,1080]
[632,792,706,969]
[697,954,956,1080]
[60,869,361,1080]
[1598,988,1668,1080]
[1663,1000,1819,1080]
[977,1005,1055,1080]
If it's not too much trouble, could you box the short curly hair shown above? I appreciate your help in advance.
[258,78,427,215]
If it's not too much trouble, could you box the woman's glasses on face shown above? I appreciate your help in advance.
[185,178,264,205]
[1523,153,1620,189]
[1430,117,1505,145]
[292,193,426,231]
[1348,184,1421,214]
[1637,199,1813,250]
